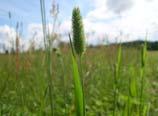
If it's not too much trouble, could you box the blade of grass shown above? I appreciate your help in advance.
[139,35,147,116]
[71,54,84,116]
[69,33,84,116]
[113,44,122,116]
[40,0,54,115]
[68,33,75,57]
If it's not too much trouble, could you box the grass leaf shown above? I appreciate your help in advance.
[71,54,84,116]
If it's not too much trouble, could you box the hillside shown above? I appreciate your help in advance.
[120,40,158,50]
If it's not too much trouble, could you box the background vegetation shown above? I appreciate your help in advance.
[0,45,158,115]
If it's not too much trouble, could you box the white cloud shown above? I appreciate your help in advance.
[0,25,16,52]
[84,0,158,42]
[86,7,115,21]
[0,25,16,42]
[0,25,30,52]
[106,0,134,14]
[27,22,71,48]
[1,0,158,50]
[89,0,106,8]
[27,23,44,49]
[60,20,71,33]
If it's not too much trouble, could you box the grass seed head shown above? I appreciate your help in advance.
[72,7,85,56]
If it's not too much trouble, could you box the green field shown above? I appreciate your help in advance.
[0,46,158,115]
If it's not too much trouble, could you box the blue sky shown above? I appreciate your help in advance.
[0,0,67,31]
[0,0,158,51]
[0,0,92,28]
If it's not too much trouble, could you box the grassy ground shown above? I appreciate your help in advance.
[0,46,158,115]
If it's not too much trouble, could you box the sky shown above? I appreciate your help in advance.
[0,0,158,51]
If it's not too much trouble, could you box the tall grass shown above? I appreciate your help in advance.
[0,43,157,115]
[54,48,67,115]
[40,0,47,49]
[40,0,54,115]
[139,37,147,116]
[113,44,122,116]
[71,54,84,116]
[70,7,86,116]
[15,22,20,79]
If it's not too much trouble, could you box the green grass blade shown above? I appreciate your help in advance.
[129,67,137,97]
[113,44,122,116]
[71,54,84,116]
[116,44,122,79]
[139,34,147,115]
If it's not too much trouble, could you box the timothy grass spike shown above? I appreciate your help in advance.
[72,7,85,56]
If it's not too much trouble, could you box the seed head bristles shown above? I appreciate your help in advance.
[72,7,85,57]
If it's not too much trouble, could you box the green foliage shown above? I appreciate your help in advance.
[129,67,137,97]
[71,55,84,116]
[0,46,157,115]
[113,44,122,116]
[139,41,147,116]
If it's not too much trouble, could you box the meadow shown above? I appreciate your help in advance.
[0,1,158,115]
[0,45,158,116]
